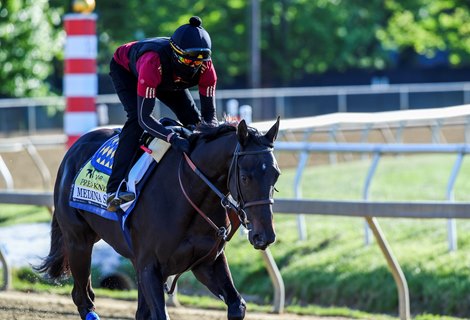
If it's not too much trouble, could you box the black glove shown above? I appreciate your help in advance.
[202,118,219,127]
[169,133,190,153]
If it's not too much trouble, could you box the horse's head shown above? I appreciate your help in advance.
[228,117,281,250]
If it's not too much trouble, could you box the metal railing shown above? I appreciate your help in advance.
[2,81,470,135]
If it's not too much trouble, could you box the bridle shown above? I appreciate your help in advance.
[168,142,275,294]
[178,142,275,236]
[226,143,275,226]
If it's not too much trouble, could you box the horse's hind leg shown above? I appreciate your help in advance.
[63,226,99,319]
[192,253,246,320]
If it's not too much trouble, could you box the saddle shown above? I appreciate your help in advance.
[69,118,193,221]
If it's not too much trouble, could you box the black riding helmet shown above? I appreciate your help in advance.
[170,16,212,79]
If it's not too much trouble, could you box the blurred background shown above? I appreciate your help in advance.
[1,0,470,132]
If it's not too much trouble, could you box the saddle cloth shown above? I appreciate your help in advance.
[69,132,171,225]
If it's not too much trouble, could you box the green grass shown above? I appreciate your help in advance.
[3,154,470,319]
[0,204,50,226]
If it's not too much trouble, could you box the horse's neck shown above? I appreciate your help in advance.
[192,134,237,186]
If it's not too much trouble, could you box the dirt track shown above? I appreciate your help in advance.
[0,290,355,320]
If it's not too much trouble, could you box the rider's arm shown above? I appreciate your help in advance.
[137,96,189,153]
[137,96,173,141]
[198,60,218,125]
[135,52,173,141]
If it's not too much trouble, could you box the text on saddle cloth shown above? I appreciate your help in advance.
[69,133,171,220]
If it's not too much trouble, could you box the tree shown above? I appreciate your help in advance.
[0,0,63,97]
[261,0,391,85]
[49,0,470,89]
[377,0,470,67]
[4,0,470,96]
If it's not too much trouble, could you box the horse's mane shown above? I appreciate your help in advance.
[194,122,237,142]
[191,121,273,147]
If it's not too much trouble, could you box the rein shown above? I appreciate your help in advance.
[168,151,238,295]
[182,143,275,228]
[166,143,275,295]
[178,153,232,240]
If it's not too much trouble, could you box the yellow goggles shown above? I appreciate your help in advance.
[176,54,204,67]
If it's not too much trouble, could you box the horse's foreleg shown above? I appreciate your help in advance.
[192,252,246,320]
[137,263,169,320]
[135,282,152,320]
[66,236,97,319]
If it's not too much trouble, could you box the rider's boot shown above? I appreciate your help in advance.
[106,191,135,212]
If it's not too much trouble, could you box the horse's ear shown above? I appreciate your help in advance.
[237,119,249,146]
[264,116,280,143]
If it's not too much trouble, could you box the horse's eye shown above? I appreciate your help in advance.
[241,175,248,184]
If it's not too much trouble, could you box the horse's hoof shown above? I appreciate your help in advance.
[228,301,246,320]
[85,311,101,320]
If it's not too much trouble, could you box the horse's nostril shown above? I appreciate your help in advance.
[253,234,265,245]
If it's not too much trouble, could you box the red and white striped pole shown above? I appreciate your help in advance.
[63,12,98,148]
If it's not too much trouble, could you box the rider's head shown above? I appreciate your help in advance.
[170,16,212,79]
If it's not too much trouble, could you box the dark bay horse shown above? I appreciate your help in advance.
[37,118,281,320]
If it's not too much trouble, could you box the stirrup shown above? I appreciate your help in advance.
[106,191,135,212]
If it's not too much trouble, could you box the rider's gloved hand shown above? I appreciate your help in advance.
[168,133,190,153]
[202,118,219,127]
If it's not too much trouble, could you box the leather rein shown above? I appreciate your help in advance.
[180,143,274,234]
[166,143,274,294]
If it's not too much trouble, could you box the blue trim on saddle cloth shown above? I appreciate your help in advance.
[69,158,157,223]
[71,201,119,221]
[69,133,120,219]
[69,141,158,225]
[90,134,120,176]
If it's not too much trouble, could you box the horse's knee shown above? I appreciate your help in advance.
[227,296,246,320]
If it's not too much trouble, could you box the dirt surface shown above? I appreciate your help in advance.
[0,290,356,320]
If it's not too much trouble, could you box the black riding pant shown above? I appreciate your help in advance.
[107,58,201,193]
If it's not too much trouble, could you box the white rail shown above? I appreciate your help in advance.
[252,103,470,132]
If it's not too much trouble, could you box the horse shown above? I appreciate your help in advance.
[36,118,281,320]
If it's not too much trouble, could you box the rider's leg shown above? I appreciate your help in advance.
[106,119,142,210]
[106,58,142,211]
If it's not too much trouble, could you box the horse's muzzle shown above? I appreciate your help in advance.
[249,229,276,250]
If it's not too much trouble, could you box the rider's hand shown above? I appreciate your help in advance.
[202,118,219,127]
[169,133,190,153]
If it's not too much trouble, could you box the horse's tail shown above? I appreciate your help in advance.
[34,213,69,279]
